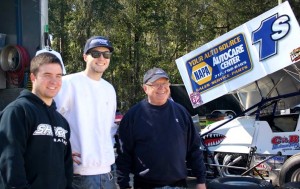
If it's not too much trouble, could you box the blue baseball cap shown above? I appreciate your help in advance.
[143,67,169,84]
[83,36,114,54]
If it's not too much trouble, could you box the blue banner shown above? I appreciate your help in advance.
[185,33,253,93]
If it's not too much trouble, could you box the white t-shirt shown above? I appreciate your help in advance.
[55,72,117,175]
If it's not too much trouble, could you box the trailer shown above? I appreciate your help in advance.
[0,0,50,109]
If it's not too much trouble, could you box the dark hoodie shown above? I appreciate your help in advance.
[116,99,206,188]
[0,90,73,189]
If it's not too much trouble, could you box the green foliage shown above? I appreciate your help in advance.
[49,0,296,112]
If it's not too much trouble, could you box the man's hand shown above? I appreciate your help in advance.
[72,152,81,165]
[196,183,206,189]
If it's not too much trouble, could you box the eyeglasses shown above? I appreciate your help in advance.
[88,51,112,59]
[146,82,170,89]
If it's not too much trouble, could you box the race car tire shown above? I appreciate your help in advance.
[279,182,300,189]
[207,177,274,189]
[279,153,300,186]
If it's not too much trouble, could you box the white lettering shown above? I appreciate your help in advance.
[221,56,240,69]
[272,15,290,40]
[33,124,53,136]
[33,124,68,145]
[213,44,244,66]
[54,127,68,139]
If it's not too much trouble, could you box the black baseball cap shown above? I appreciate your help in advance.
[143,67,169,84]
[83,36,114,54]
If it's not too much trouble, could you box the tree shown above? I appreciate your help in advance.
[49,0,297,112]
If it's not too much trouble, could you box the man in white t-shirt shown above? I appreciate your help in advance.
[55,36,118,189]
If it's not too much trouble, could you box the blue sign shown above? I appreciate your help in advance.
[185,33,253,93]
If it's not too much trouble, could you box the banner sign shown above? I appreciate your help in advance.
[186,33,252,93]
[176,1,300,108]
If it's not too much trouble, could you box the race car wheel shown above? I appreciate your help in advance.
[279,182,300,189]
[207,177,274,189]
[279,153,300,186]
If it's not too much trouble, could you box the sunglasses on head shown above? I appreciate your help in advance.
[88,51,112,59]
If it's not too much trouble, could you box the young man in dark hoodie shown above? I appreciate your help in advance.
[0,52,73,189]
[116,68,206,189]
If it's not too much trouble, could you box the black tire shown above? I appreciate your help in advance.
[207,177,274,189]
[280,182,300,189]
[279,153,300,186]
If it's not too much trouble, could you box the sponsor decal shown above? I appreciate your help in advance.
[271,135,300,150]
[185,34,252,93]
[203,133,226,147]
[290,46,300,62]
[189,91,203,107]
[255,163,272,171]
[254,155,285,164]
[267,156,285,164]
[192,62,212,85]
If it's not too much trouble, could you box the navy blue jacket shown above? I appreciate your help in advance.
[0,90,73,189]
[116,99,206,188]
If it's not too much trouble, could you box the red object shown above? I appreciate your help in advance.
[115,114,123,123]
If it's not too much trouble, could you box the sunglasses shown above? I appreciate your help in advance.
[88,51,112,59]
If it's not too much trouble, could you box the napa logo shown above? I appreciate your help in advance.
[191,62,212,85]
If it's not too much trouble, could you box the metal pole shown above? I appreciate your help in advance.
[16,0,22,45]
[40,0,49,49]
